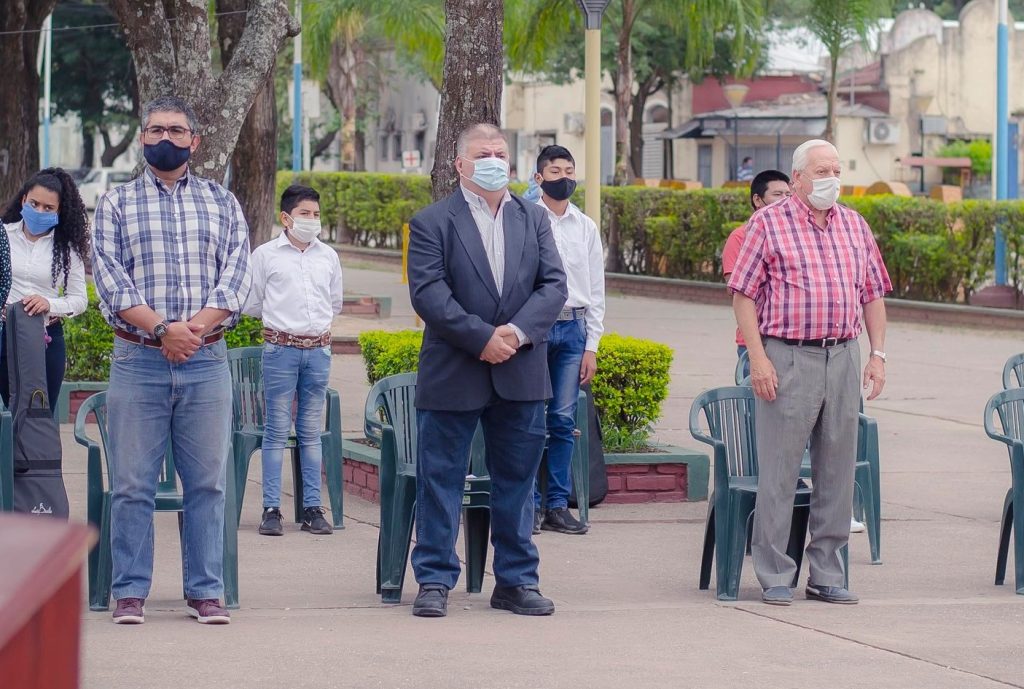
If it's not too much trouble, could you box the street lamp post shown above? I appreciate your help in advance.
[722,84,749,181]
[914,93,932,195]
[576,1,611,226]
[995,0,1009,286]
[292,0,303,173]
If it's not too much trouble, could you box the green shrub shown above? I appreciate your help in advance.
[356,329,674,452]
[63,285,266,381]
[358,329,423,384]
[592,334,673,452]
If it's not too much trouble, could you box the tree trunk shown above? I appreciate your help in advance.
[82,130,96,169]
[217,0,280,249]
[823,51,839,142]
[99,124,138,167]
[430,0,504,201]
[109,0,299,184]
[311,127,339,165]
[612,0,636,186]
[628,76,660,179]
[0,0,58,201]
[354,101,367,172]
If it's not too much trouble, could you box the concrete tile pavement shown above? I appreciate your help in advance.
[73,263,1024,688]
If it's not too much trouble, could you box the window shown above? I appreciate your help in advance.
[415,131,426,157]
[392,133,403,161]
[379,133,390,161]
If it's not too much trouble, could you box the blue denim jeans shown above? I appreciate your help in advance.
[413,399,547,589]
[535,318,586,510]
[107,338,232,601]
[260,343,331,509]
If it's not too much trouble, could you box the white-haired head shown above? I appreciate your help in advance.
[792,139,837,175]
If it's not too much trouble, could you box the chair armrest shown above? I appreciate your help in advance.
[364,393,384,443]
[983,395,1017,446]
[74,407,96,448]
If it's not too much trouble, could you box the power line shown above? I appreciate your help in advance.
[0,7,253,37]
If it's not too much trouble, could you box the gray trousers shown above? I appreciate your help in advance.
[752,338,860,589]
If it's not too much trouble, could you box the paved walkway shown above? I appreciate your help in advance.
[76,263,1024,688]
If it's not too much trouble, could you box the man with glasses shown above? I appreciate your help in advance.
[92,95,251,625]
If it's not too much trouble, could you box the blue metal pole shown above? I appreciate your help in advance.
[995,0,1009,285]
[42,14,52,168]
[292,1,303,173]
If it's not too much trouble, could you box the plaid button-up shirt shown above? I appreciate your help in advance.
[727,194,891,340]
[92,167,251,336]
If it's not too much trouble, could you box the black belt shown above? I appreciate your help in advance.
[769,336,851,348]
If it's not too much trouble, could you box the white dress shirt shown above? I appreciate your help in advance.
[460,185,528,345]
[5,221,87,318]
[536,199,606,352]
[243,231,343,335]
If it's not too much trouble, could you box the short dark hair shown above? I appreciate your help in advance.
[280,184,320,215]
[742,156,753,164]
[750,170,790,209]
[536,145,575,173]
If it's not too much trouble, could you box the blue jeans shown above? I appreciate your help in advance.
[412,399,547,589]
[260,343,331,509]
[107,338,232,601]
[535,318,586,510]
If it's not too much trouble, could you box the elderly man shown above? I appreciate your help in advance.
[93,96,251,625]
[406,123,567,618]
[727,139,891,607]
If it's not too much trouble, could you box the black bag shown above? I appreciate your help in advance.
[569,382,608,508]
[8,305,68,518]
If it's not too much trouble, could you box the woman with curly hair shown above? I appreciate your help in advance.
[0,167,90,414]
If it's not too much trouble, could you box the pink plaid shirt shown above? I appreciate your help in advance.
[727,194,891,340]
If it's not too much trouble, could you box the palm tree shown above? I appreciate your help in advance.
[804,0,891,141]
[506,0,763,185]
[303,0,444,170]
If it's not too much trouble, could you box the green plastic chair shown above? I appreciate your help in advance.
[690,386,814,600]
[227,347,344,528]
[735,350,882,564]
[365,373,492,603]
[0,398,13,512]
[984,387,1024,594]
[1002,353,1024,389]
[73,391,240,610]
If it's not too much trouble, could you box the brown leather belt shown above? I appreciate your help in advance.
[115,327,224,349]
[262,328,331,350]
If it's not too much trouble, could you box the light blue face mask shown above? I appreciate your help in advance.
[465,157,510,192]
[21,202,58,235]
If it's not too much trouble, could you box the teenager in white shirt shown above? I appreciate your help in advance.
[532,145,606,535]
[243,185,343,536]
[0,167,89,414]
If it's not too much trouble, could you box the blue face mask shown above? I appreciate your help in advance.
[21,203,58,235]
[143,139,193,172]
[464,157,510,192]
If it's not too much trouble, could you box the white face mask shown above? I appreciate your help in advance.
[286,215,321,243]
[807,176,841,210]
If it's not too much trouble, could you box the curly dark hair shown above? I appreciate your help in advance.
[1,167,91,294]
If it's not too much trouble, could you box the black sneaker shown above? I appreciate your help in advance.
[533,508,544,535]
[301,506,333,535]
[258,507,284,536]
[541,507,588,535]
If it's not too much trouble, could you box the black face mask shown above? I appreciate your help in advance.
[143,139,193,172]
[540,177,577,201]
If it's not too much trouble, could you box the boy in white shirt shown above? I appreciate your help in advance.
[244,185,343,536]
[532,145,606,535]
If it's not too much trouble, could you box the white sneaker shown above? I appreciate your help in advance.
[850,518,866,533]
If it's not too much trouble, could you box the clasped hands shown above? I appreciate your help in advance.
[160,320,207,364]
[479,324,520,364]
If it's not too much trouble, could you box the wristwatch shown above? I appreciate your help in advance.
[153,321,169,340]
[870,350,887,362]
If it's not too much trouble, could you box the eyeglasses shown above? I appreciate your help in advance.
[142,126,193,143]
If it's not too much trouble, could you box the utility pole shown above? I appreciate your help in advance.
[576,1,611,226]
[42,14,53,168]
[995,0,1009,286]
[292,0,303,172]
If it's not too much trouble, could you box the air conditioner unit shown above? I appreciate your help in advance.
[866,119,901,145]
[564,112,585,135]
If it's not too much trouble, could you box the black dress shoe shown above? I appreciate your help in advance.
[490,585,555,616]
[412,585,449,617]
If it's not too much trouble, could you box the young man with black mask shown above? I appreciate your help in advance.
[531,145,606,536]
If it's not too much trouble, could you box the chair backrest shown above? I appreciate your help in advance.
[689,386,758,478]
[364,373,418,465]
[228,347,266,432]
[734,351,749,385]
[76,391,178,494]
[985,387,1024,445]
[1003,353,1024,389]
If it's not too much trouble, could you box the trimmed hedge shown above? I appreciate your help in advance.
[283,171,1024,304]
[63,284,265,381]
[357,328,674,451]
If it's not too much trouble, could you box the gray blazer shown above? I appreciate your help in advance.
[407,190,568,411]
